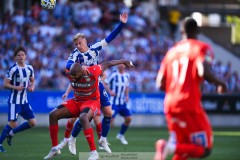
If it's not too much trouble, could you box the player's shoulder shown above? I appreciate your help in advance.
[8,63,18,72]
[188,39,211,49]
[124,72,130,77]
[26,64,34,68]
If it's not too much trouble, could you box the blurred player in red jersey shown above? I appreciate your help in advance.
[43,59,133,160]
[154,18,227,160]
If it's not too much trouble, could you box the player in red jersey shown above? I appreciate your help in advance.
[154,18,227,160]
[43,59,133,160]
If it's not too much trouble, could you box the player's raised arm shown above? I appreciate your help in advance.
[101,59,133,72]
[103,12,128,45]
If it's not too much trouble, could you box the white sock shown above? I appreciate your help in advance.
[100,136,106,141]
[166,141,176,154]
[69,135,76,141]
[63,137,69,142]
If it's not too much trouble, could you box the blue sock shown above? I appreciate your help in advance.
[119,124,129,135]
[0,125,12,144]
[72,120,82,137]
[12,122,31,134]
[101,117,111,137]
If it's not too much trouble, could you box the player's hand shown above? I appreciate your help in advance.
[126,96,129,102]
[109,91,116,96]
[217,82,228,94]
[28,86,34,92]
[15,85,24,91]
[120,12,128,23]
[123,60,134,68]
[62,93,68,101]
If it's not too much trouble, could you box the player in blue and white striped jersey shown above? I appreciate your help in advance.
[57,12,128,154]
[107,64,132,145]
[0,46,36,153]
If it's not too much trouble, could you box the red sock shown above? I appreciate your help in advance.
[84,128,96,151]
[64,120,74,138]
[49,125,59,147]
[175,144,205,158]
[96,123,102,140]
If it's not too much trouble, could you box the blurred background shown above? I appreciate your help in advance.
[0,0,240,127]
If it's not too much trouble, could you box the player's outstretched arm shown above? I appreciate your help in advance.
[101,59,133,72]
[104,12,128,44]
[203,61,228,93]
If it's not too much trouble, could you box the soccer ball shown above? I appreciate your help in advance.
[41,0,56,10]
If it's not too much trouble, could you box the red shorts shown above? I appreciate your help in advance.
[166,111,213,149]
[62,98,100,117]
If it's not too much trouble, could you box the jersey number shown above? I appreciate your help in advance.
[172,57,189,84]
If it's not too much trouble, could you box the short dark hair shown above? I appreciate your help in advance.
[14,46,26,57]
[184,17,199,35]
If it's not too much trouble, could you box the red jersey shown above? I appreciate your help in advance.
[157,39,214,114]
[67,65,103,101]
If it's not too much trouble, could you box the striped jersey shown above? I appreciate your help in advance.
[66,39,108,69]
[6,63,34,104]
[107,70,130,105]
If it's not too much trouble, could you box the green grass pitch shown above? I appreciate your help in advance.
[0,127,240,160]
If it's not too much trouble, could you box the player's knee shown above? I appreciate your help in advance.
[102,106,112,117]
[201,148,212,158]
[28,119,36,127]
[79,114,89,124]
[125,116,132,125]
[69,117,77,124]
[49,110,58,120]
[8,121,17,128]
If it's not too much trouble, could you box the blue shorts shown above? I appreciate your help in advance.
[8,103,35,121]
[112,104,131,118]
[99,82,111,108]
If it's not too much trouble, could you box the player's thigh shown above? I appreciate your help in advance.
[188,112,213,148]
[61,99,80,117]
[20,103,35,120]
[119,105,131,117]
[80,100,100,118]
[8,103,21,122]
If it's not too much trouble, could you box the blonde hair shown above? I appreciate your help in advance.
[72,33,86,42]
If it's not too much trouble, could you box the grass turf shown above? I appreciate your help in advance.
[0,127,240,160]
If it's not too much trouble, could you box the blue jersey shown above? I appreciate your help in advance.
[66,39,108,69]
[108,70,130,105]
[6,63,34,104]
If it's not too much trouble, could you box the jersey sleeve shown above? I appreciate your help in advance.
[5,67,16,80]
[201,44,214,64]
[66,49,79,69]
[105,22,125,44]
[91,39,108,50]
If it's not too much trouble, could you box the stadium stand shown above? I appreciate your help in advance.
[0,0,239,93]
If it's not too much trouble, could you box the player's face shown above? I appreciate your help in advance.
[118,64,125,72]
[15,51,26,64]
[70,72,82,82]
[74,37,88,52]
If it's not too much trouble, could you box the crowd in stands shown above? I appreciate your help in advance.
[0,0,239,93]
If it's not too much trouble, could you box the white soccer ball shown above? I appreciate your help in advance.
[41,0,56,10]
